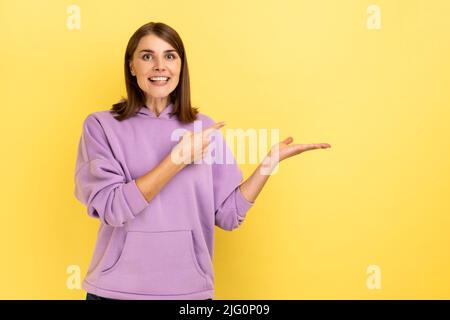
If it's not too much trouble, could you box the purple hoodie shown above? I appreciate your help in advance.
[74,103,254,300]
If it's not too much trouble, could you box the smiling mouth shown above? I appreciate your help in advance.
[148,77,170,82]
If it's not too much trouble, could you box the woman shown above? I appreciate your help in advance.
[74,22,331,300]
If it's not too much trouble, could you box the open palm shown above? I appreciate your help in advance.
[270,137,331,162]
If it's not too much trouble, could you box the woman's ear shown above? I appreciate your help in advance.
[129,61,135,76]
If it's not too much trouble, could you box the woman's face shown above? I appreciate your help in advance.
[129,34,181,102]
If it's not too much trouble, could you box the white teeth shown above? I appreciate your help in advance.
[150,77,169,81]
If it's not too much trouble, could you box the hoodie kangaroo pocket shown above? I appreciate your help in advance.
[98,230,208,295]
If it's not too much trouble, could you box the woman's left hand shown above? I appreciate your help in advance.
[265,137,331,167]
[276,137,331,161]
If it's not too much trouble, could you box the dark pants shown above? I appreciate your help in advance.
[86,292,116,300]
[86,292,212,300]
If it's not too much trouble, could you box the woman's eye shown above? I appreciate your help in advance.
[143,54,176,61]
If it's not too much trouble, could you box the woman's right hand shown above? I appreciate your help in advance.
[170,121,226,165]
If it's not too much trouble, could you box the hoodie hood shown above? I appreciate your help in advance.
[137,103,175,120]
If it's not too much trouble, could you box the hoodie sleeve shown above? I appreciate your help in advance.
[74,114,149,227]
[211,129,255,231]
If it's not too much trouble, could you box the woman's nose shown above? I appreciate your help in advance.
[153,57,166,70]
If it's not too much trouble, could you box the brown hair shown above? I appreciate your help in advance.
[111,22,199,123]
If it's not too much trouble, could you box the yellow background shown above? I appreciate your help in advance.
[1,0,449,299]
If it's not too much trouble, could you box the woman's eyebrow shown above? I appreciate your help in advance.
[139,49,176,53]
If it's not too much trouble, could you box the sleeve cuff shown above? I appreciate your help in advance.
[122,179,149,216]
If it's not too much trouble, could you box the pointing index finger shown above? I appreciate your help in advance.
[203,121,226,137]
